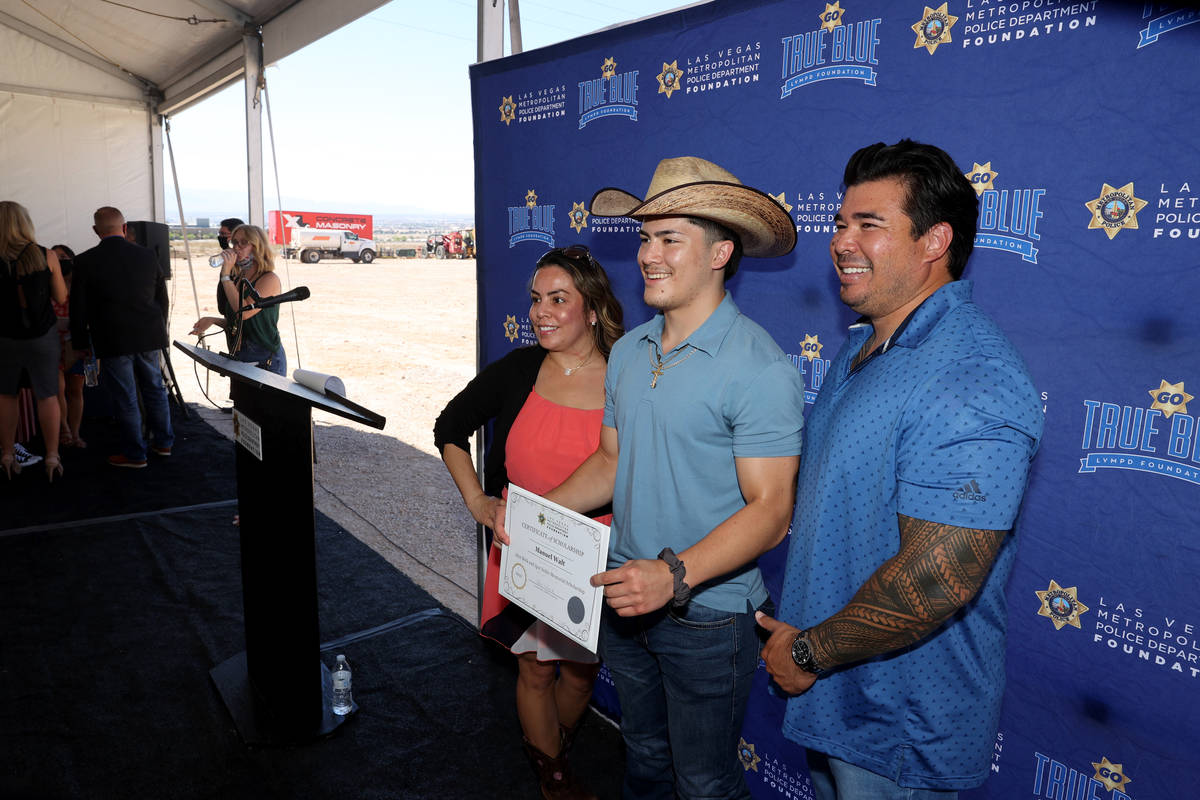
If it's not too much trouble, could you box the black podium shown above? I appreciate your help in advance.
[174,342,385,745]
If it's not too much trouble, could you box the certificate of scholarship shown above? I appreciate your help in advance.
[499,484,610,653]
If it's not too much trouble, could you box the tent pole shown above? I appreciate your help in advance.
[243,27,266,227]
[474,0,513,624]
[508,0,523,54]
[149,109,167,222]
[163,118,203,323]
[262,83,302,371]
[477,0,505,62]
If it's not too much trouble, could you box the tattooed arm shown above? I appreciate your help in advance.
[759,514,1007,695]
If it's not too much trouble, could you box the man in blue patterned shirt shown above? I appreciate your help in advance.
[758,140,1043,799]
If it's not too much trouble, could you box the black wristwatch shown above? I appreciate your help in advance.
[791,630,823,676]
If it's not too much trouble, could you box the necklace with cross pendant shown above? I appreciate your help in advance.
[648,342,696,388]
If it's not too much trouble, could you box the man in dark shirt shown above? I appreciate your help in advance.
[71,207,174,468]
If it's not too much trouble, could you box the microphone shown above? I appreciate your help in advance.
[242,286,311,311]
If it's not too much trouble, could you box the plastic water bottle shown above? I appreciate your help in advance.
[331,654,353,715]
[82,355,99,387]
[209,253,226,267]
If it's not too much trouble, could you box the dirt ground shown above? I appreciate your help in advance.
[165,255,482,620]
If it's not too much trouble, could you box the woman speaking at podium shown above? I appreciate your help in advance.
[190,224,286,376]
[435,245,623,800]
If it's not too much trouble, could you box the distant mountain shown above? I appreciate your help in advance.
[373,213,474,227]
[163,187,472,224]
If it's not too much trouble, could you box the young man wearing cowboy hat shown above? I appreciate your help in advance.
[533,156,805,799]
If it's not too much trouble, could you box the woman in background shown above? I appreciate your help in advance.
[51,244,86,449]
[189,224,286,376]
[434,245,623,800]
[0,201,68,480]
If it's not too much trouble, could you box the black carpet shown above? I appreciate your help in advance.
[4,394,238,529]
[0,403,623,799]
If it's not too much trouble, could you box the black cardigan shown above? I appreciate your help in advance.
[434,346,547,498]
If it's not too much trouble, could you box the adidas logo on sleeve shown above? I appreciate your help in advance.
[953,480,987,502]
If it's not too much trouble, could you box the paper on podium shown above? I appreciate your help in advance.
[292,369,346,397]
[289,367,385,429]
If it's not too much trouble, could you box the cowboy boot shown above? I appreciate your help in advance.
[523,737,597,800]
[559,720,581,755]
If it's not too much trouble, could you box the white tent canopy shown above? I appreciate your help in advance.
[0,0,398,249]
[1,0,684,250]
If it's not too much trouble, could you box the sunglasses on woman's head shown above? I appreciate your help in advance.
[537,244,595,269]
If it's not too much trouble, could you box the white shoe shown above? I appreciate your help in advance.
[14,443,42,467]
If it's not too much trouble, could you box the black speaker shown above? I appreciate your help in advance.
[126,220,171,279]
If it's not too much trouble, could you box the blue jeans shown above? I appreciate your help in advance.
[806,751,958,800]
[235,342,286,377]
[104,350,174,460]
[600,602,759,800]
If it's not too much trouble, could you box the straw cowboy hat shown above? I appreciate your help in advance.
[590,156,796,258]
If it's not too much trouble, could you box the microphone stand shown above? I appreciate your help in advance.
[159,346,190,419]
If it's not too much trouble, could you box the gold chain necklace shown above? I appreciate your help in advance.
[648,342,697,388]
[561,347,594,376]
[850,334,875,371]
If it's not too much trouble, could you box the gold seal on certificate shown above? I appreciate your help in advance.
[500,484,610,653]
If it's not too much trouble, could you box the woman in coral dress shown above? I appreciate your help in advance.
[435,245,623,800]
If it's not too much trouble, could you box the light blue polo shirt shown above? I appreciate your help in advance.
[603,292,805,613]
[778,280,1043,789]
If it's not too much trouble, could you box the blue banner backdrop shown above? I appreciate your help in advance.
[468,2,1200,797]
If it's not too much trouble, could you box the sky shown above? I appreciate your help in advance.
[162,0,694,223]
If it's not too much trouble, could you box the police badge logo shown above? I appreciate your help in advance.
[737,738,761,772]
[1085,182,1148,240]
[1147,379,1193,419]
[569,202,590,234]
[1091,757,1132,793]
[1036,580,1090,630]
[820,2,845,33]
[912,3,958,54]
[964,162,998,195]
[503,315,519,343]
[657,60,685,98]
[800,334,823,362]
[498,96,516,126]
